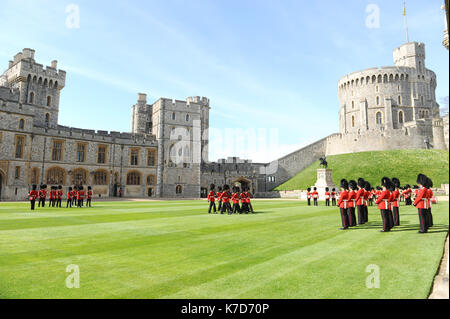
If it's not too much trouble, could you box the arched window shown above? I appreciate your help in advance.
[172,112,176,120]
[376,96,380,105]
[421,96,424,105]
[395,74,399,82]
[351,101,354,109]
[176,185,182,194]
[376,112,383,125]
[372,75,376,84]
[366,76,370,84]
[45,113,50,127]
[146,175,156,185]
[400,74,405,81]
[398,111,404,124]
[54,81,58,89]
[389,74,393,82]
[126,171,141,185]
[71,168,87,185]
[29,92,34,104]
[383,74,388,83]
[351,116,355,127]
[93,170,108,185]
[19,119,25,129]
[418,61,422,73]
[47,96,51,106]
[186,114,190,122]
[38,77,42,85]
[398,96,401,105]
[377,75,382,83]
[46,167,65,185]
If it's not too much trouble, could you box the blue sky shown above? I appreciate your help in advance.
[0,0,448,162]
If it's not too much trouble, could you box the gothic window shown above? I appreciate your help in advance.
[47,96,51,106]
[376,112,383,125]
[130,149,139,166]
[47,167,65,185]
[418,61,422,73]
[52,140,63,161]
[372,75,376,84]
[352,101,354,108]
[29,92,34,104]
[15,136,25,159]
[93,170,108,185]
[398,111,404,124]
[76,143,86,162]
[15,166,20,179]
[172,112,176,120]
[186,114,190,122]
[376,96,380,105]
[176,185,182,194]
[147,149,156,166]
[126,172,141,185]
[97,145,107,164]
[398,96,401,105]
[383,74,388,83]
[45,113,50,127]
[54,81,58,89]
[400,74,405,81]
[377,75,382,83]
[72,168,87,185]
[19,119,25,129]
[146,175,156,185]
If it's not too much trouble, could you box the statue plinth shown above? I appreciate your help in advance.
[313,169,337,196]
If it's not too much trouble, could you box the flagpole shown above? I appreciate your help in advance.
[404,2,409,43]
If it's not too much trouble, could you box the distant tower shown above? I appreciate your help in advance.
[1,48,66,128]
[131,93,153,134]
[393,42,426,72]
[432,118,447,150]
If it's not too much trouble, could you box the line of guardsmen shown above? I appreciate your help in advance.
[207,184,254,214]
[28,184,93,210]
[336,174,436,233]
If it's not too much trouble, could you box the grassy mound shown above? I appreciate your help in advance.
[275,149,449,191]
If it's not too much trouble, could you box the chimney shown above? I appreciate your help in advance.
[138,93,147,103]
[22,48,35,60]
[51,60,58,68]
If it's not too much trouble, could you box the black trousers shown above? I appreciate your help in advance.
[217,201,222,212]
[418,208,428,232]
[325,199,330,206]
[248,202,253,213]
[221,202,232,214]
[78,199,84,207]
[50,199,55,207]
[393,206,400,226]
[38,198,46,207]
[208,201,216,213]
[232,203,241,214]
[357,205,365,224]
[349,207,357,226]
[405,197,412,206]
[332,198,336,206]
[86,199,92,207]
[380,209,393,231]
[313,198,318,206]
[426,208,433,228]
[73,198,77,206]
[364,205,369,223]
[340,208,349,229]
[241,202,249,213]
[307,198,311,206]
[30,199,36,210]
[57,198,62,208]
[67,199,72,208]
[368,199,373,206]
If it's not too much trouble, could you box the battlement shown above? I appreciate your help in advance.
[187,96,210,106]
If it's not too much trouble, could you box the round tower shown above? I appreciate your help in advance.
[432,118,447,150]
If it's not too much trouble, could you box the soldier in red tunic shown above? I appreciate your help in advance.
[337,179,350,230]
[49,186,56,207]
[244,188,254,213]
[402,184,412,206]
[306,188,312,206]
[331,188,337,206]
[216,186,223,213]
[207,184,217,214]
[77,186,85,207]
[240,189,248,213]
[57,185,63,208]
[231,187,241,214]
[413,174,429,233]
[391,178,401,226]
[348,180,357,227]
[72,186,78,207]
[66,187,73,208]
[312,187,319,206]
[28,184,38,211]
[376,177,393,232]
[363,181,371,223]
[220,185,232,215]
[424,177,434,228]
[38,184,47,207]
[355,178,366,225]
[324,187,330,206]
[86,186,93,207]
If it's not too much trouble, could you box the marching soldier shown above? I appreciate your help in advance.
[66,187,73,208]
[337,179,350,230]
[331,188,337,206]
[72,186,78,207]
[355,178,366,225]
[216,186,223,213]
[231,187,241,214]
[306,188,312,206]
[28,184,38,211]
[86,186,93,207]
[413,174,429,233]
[240,189,248,213]
[49,186,56,207]
[324,187,330,206]
[38,184,47,207]
[207,184,217,214]
[77,186,85,207]
[347,180,357,227]
[220,185,232,215]
[312,187,319,206]
[376,177,393,232]
[425,177,434,228]
[363,181,372,223]
[402,184,412,206]
[57,185,63,208]
[391,178,401,226]
[244,187,254,213]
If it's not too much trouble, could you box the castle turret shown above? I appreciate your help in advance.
[131,93,152,134]
[393,42,426,73]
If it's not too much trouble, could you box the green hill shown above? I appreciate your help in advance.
[274,149,449,191]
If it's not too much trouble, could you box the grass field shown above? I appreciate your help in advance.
[0,199,448,299]
[275,149,449,191]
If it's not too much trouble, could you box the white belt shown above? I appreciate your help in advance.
[343,200,348,209]
[383,199,389,210]
[352,199,356,206]
[325,195,330,199]
[422,199,429,209]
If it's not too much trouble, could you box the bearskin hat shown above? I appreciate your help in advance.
[69,187,72,191]
[307,187,311,192]
[404,184,411,189]
[381,177,391,187]
[58,185,62,189]
[88,186,92,190]
[325,187,329,191]
[423,177,432,189]
[39,184,44,189]
[392,178,400,188]
[348,180,357,190]
[313,187,317,191]
[340,179,349,190]
[217,186,222,191]
[32,184,37,190]
[416,174,427,186]
[223,184,230,191]
[332,188,335,191]
[364,181,371,191]
[413,185,418,189]
[428,178,433,188]
[210,184,215,190]
[357,178,365,188]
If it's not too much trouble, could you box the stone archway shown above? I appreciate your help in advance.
[232,177,251,190]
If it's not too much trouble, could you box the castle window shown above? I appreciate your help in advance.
[376,96,380,105]
[418,61,422,73]
[172,112,176,120]
[351,101,354,108]
[52,140,63,161]
[176,185,182,194]
[19,119,25,129]
[351,116,355,127]
[395,74,399,82]
[76,143,86,162]
[377,75,382,83]
[97,145,107,164]
[398,96,401,105]
[383,74,388,83]
[15,135,25,159]
[376,86,378,92]
[45,113,50,127]
[29,92,34,104]
[398,85,400,92]
[47,96,51,107]
[130,148,139,166]
[376,112,383,125]
[186,114,190,122]
[147,149,156,166]
[54,81,58,89]
[389,74,393,82]
[398,111,404,124]
[146,175,156,185]
[400,74,405,81]
[31,167,39,185]
[93,170,108,185]
[372,75,376,84]
[72,168,87,185]
[15,166,21,179]
[126,171,141,185]
[421,96,424,105]
[47,167,66,185]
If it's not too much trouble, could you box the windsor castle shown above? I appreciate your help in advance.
[0,42,448,200]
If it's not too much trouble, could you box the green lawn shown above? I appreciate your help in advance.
[0,199,448,299]
[275,149,449,191]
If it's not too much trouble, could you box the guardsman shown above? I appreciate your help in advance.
[331,188,337,206]
[337,179,350,230]
[424,177,434,228]
[355,178,365,225]
[245,188,254,213]
[66,187,73,208]
[402,184,412,206]
[364,181,372,222]
[86,186,93,207]
[412,185,419,201]
[391,178,401,226]
[77,186,85,207]
[312,187,319,206]
[306,188,312,206]
[324,187,330,206]
[38,184,47,207]
[57,185,63,208]
[231,187,241,214]
[207,184,217,214]
[376,177,393,232]
[71,186,78,207]
[348,180,357,227]
[220,185,232,215]
[387,182,396,228]
[240,189,248,213]
[28,184,38,211]
[49,186,56,207]
[216,186,223,213]
[413,174,429,233]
